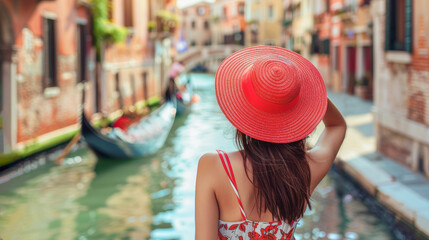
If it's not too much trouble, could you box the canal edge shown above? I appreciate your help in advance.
[334,156,429,240]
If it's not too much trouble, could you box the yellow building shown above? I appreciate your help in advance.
[289,0,315,59]
[245,0,284,46]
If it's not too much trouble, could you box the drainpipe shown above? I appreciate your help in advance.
[2,47,18,153]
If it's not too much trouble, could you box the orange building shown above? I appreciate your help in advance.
[216,0,246,45]
[179,2,212,47]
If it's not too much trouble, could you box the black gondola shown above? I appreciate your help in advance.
[81,102,176,159]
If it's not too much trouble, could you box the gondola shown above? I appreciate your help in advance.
[81,101,176,159]
[176,96,192,115]
[176,85,197,115]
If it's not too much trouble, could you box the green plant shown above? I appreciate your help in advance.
[210,15,220,22]
[155,10,179,32]
[362,74,370,86]
[148,21,156,32]
[91,0,129,60]
[355,74,370,86]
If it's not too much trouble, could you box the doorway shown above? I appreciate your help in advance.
[346,46,357,95]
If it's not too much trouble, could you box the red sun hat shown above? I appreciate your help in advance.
[215,46,327,143]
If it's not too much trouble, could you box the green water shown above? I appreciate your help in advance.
[0,73,395,240]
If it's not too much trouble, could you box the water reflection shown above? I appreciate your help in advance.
[0,73,396,240]
[0,148,97,240]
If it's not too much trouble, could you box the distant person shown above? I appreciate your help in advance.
[195,46,346,239]
[165,58,185,101]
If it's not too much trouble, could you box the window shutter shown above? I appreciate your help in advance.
[404,0,412,52]
[384,0,391,51]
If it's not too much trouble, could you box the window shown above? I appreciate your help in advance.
[204,20,209,29]
[77,23,87,82]
[268,5,274,20]
[43,18,58,89]
[322,39,330,55]
[310,32,320,54]
[142,72,148,101]
[238,3,245,15]
[191,20,196,29]
[222,7,227,19]
[198,6,206,16]
[361,0,370,5]
[385,0,412,52]
[123,0,133,27]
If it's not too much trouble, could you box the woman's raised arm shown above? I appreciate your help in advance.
[307,99,347,193]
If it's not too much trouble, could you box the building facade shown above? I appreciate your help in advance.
[372,0,429,177]
[100,0,161,115]
[209,0,224,45]
[289,0,315,59]
[0,0,94,163]
[310,0,331,86]
[218,0,246,45]
[179,2,211,47]
[245,0,283,47]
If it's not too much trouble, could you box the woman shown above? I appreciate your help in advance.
[195,46,346,240]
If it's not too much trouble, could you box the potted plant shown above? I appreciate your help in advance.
[354,74,372,100]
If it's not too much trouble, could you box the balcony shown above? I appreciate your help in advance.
[333,6,357,22]
[283,19,292,26]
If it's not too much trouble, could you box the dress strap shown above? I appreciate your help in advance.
[216,150,247,221]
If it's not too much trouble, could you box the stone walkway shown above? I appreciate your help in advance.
[325,90,429,238]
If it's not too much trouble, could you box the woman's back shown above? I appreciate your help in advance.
[212,150,299,239]
[195,46,346,239]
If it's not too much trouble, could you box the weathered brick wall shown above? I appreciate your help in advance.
[407,4,429,126]
[378,125,414,169]
[373,0,429,175]
[13,1,94,143]
[408,70,429,125]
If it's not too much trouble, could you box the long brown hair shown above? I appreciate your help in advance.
[235,130,311,223]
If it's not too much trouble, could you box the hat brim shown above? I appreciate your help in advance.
[215,46,327,143]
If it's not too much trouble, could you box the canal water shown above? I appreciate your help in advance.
[0,73,395,240]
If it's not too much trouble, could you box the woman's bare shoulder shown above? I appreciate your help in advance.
[196,152,223,187]
[198,151,242,172]
[197,152,221,173]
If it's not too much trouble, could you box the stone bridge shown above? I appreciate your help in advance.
[176,45,244,73]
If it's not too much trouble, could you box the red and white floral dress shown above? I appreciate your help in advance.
[216,150,299,240]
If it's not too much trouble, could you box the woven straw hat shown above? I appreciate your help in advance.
[215,46,327,143]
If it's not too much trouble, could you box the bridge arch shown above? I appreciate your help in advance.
[176,45,244,72]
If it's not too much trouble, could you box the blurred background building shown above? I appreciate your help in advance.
[179,1,211,47]
[0,0,177,165]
